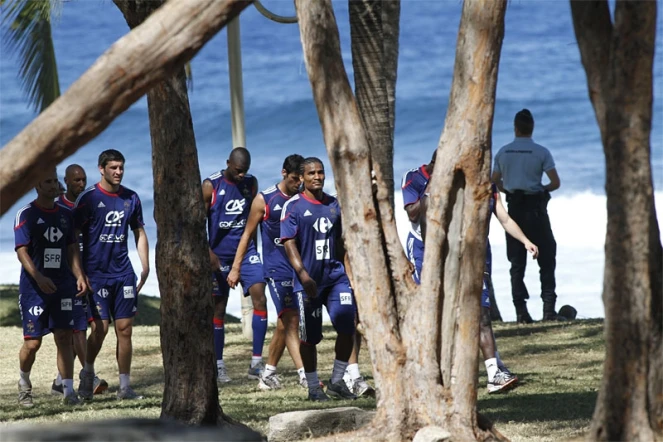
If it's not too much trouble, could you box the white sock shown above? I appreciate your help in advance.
[305,371,320,390]
[297,367,306,381]
[331,359,349,384]
[19,370,30,386]
[485,358,498,381]
[84,362,95,374]
[495,351,506,370]
[264,364,277,377]
[217,359,225,369]
[251,356,263,367]
[119,373,130,389]
[55,372,63,386]
[345,363,360,381]
[63,379,74,396]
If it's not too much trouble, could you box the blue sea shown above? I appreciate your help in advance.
[1,0,661,322]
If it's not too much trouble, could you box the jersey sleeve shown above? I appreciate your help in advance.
[401,171,423,207]
[493,150,502,174]
[280,201,298,241]
[14,209,30,250]
[129,195,145,230]
[542,148,556,172]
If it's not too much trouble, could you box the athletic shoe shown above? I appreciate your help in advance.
[93,376,109,395]
[217,366,231,384]
[307,385,330,402]
[516,312,534,324]
[487,369,519,394]
[117,386,144,400]
[247,361,265,380]
[258,372,282,390]
[298,377,308,389]
[326,379,357,400]
[51,379,64,396]
[78,369,94,400]
[18,382,33,408]
[351,377,375,398]
[63,393,82,406]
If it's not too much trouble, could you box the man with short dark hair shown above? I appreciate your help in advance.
[14,168,89,407]
[203,147,268,383]
[228,154,307,390]
[281,157,357,401]
[74,150,150,400]
[492,109,561,322]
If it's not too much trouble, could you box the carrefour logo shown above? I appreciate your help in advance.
[43,227,63,243]
[313,217,333,233]
[29,306,44,317]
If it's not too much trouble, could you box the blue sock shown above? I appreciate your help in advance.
[252,309,268,358]
[213,318,225,361]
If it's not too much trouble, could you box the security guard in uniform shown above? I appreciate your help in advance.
[492,109,561,323]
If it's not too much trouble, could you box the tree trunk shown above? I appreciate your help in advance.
[0,0,252,215]
[570,1,662,439]
[112,0,246,429]
[296,0,506,439]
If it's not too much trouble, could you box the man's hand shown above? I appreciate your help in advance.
[227,267,241,289]
[35,273,57,294]
[300,272,318,299]
[209,249,221,271]
[525,241,539,259]
[75,275,89,297]
[137,267,150,294]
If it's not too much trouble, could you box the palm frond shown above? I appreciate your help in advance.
[1,0,61,112]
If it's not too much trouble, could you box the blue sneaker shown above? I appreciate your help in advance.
[247,361,265,380]
[307,385,330,401]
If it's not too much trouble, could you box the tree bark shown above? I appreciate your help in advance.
[112,0,250,429]
[296,0,506,439]
[0,0,252,215]
[570,0,662,439]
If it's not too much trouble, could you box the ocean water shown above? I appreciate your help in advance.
[0,0,661,322]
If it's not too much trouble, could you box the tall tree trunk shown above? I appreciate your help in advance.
[296,0,506,439]
[112,0,243,428]
[570,1,662,440]
[0,0,252,215]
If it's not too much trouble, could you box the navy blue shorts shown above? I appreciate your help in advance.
[19,283,75,339]
[88,274,138,321]
[212,250,265,298]
[297,275,356,345]
[406,232,424,285]
[72,296,91,331]
[266,278,297,316]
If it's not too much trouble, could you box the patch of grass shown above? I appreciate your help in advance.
[0,295,605,441]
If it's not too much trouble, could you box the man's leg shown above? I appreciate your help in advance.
[114,317,141,399]
[326,283,357,400]
[344,321,375,397]
[80,318,109,399]
[296,291,328,401]
[18,338,41,407]
[480,307,518,394]
[506,206,532,322]
[536,213,558,319]
[214,294,230,382]
[52,328,78,401]
[247,282,268,378]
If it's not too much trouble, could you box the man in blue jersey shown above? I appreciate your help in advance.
[14,168,89,407]
[280,157,357,401]
[228,154,307,390]
[203,147,268,383]
[52,164,109,397]
[74,150,150,400]
[401,151,435,284]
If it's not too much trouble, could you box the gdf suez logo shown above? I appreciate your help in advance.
[105,211,125,227]
[225,199,246,215]
[313,217,333,233]
[43,227,63,243]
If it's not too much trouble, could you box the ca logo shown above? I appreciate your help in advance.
[43,227,63,243]
[313,217,333,233]
[225,199,246,215]
[105,211,124,227]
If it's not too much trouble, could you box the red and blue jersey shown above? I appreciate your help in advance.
[206,170,258,260]
[260,184,293,280]
[14,202,77,291]
[401,165,430,240]
[73,184,144,278]
[280,192,346,292]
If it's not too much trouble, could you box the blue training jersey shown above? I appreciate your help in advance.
[14,202,77,291]
[206,170,258,260]
[74,184,144,278]
[260,184,294,280]
[280,192,346,291]
[401,165,430,240]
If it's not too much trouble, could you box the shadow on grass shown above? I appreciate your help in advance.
[479,391,597,424]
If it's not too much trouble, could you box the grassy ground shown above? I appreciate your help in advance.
[0,285,604,441]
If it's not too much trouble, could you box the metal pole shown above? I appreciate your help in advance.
[227,17,253,339]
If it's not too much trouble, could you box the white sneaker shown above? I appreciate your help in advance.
[258,372,282,390]
[217,365,231,384]
[351,376,375,398]
[487,369,519,394]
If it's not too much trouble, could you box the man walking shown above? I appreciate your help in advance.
[492,109,561,322]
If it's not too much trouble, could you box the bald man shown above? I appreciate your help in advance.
[203,147,268,383]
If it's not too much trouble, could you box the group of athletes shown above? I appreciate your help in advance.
[14,139,540,407]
